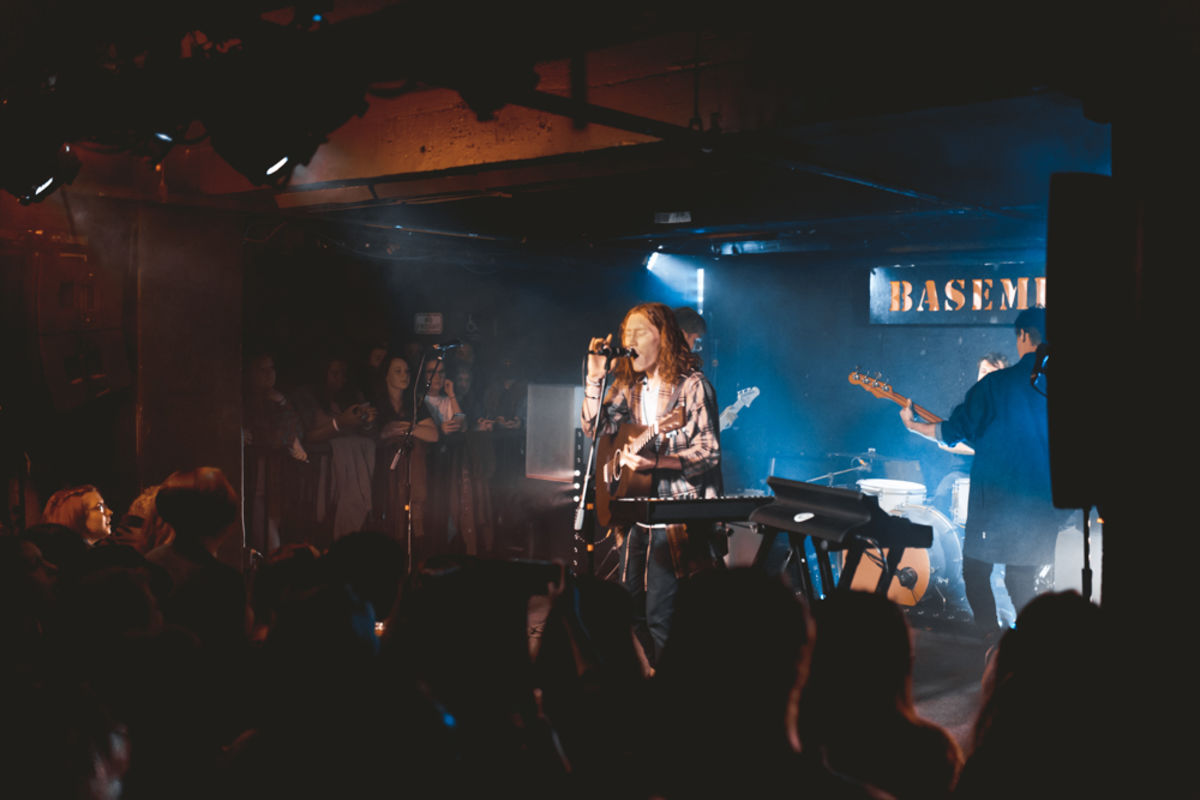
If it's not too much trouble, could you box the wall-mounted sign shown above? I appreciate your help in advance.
[870,264,1046,325]
[413,312,443,335]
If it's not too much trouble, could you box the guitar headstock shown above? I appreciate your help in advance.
[736,386,761,406]
[848,370,893,399]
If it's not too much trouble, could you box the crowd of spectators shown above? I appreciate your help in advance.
[0,460,1135,798]
[242,340,528,562]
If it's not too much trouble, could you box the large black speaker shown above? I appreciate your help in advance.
[1045,173,1137,510]
[2,236,131,413]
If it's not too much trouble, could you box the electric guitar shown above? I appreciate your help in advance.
[718,386,760,431]
[847,370,943,422]
[595,407,686,527]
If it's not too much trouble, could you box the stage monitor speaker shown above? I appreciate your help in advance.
[1045,173,1136,510]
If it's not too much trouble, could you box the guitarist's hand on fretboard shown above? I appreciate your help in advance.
[900,399,942,445]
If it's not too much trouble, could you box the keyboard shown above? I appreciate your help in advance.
[610,495,773,525]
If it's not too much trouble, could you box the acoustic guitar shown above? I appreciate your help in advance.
[843,544,932,607]
[595,407,685,527]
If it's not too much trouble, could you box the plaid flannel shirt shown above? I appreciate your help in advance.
[583,370,722,500]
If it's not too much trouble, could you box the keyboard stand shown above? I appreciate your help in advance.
[748,476,931,604]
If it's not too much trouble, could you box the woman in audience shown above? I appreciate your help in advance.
[420,358,466,555]
[292,354,378,545]
[243,352,307,553]
[41,485,114,546]
[372,355,437,560]
[449,360,496,556]
[797,589,963,799]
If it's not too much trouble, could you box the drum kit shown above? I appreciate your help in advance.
[812,452,972,617]
[850,478,969,615]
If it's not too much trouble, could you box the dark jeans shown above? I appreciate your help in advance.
[963,556,1038,633]
[619,525,679,665]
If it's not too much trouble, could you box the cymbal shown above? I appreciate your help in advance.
[825,451,909,462]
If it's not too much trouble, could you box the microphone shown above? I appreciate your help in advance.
[432,339,463,352]
[592,344,638,358]
[1030,343,1050,389]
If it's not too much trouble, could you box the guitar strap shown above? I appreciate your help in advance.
[659,374,690,580]
[660,377,685,425]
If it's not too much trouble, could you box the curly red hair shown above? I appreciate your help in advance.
[609,302,695,389]
[42,485,102,536]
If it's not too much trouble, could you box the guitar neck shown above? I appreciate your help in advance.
[630,426,657,453]
[883,391,943,423]
[719,401,745,430]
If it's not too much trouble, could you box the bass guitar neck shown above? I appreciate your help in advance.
[847,370,944,423]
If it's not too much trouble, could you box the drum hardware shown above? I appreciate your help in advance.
[951,477,970,526]
[807,460,873,486]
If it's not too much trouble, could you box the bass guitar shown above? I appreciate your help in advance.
[847,370,943,423]
[848,370,974,455]
[595,407,685,527]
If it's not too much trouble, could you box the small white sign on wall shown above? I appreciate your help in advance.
[414,312,443,335]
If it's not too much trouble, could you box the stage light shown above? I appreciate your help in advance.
[646,253,704,308]
[697,268,705,315]
[1,142,82,204]
[198,26,369,188]
[717,239,781,256]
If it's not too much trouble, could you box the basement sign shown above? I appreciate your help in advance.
[870,264,1046,325]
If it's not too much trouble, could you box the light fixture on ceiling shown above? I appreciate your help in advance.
[1,142,82,204]
[199,27,369,188]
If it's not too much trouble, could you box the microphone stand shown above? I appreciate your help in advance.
[573,352,617,578]
[1081,506,1094,600]
[397,350,446,576]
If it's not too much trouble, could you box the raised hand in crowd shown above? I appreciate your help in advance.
[334,402,377,432]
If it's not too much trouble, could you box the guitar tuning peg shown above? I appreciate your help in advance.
[873,371,882,380]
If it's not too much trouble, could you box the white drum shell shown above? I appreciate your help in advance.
[857,478,927,514]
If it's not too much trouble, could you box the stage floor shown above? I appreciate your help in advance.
[910,622,989,752]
